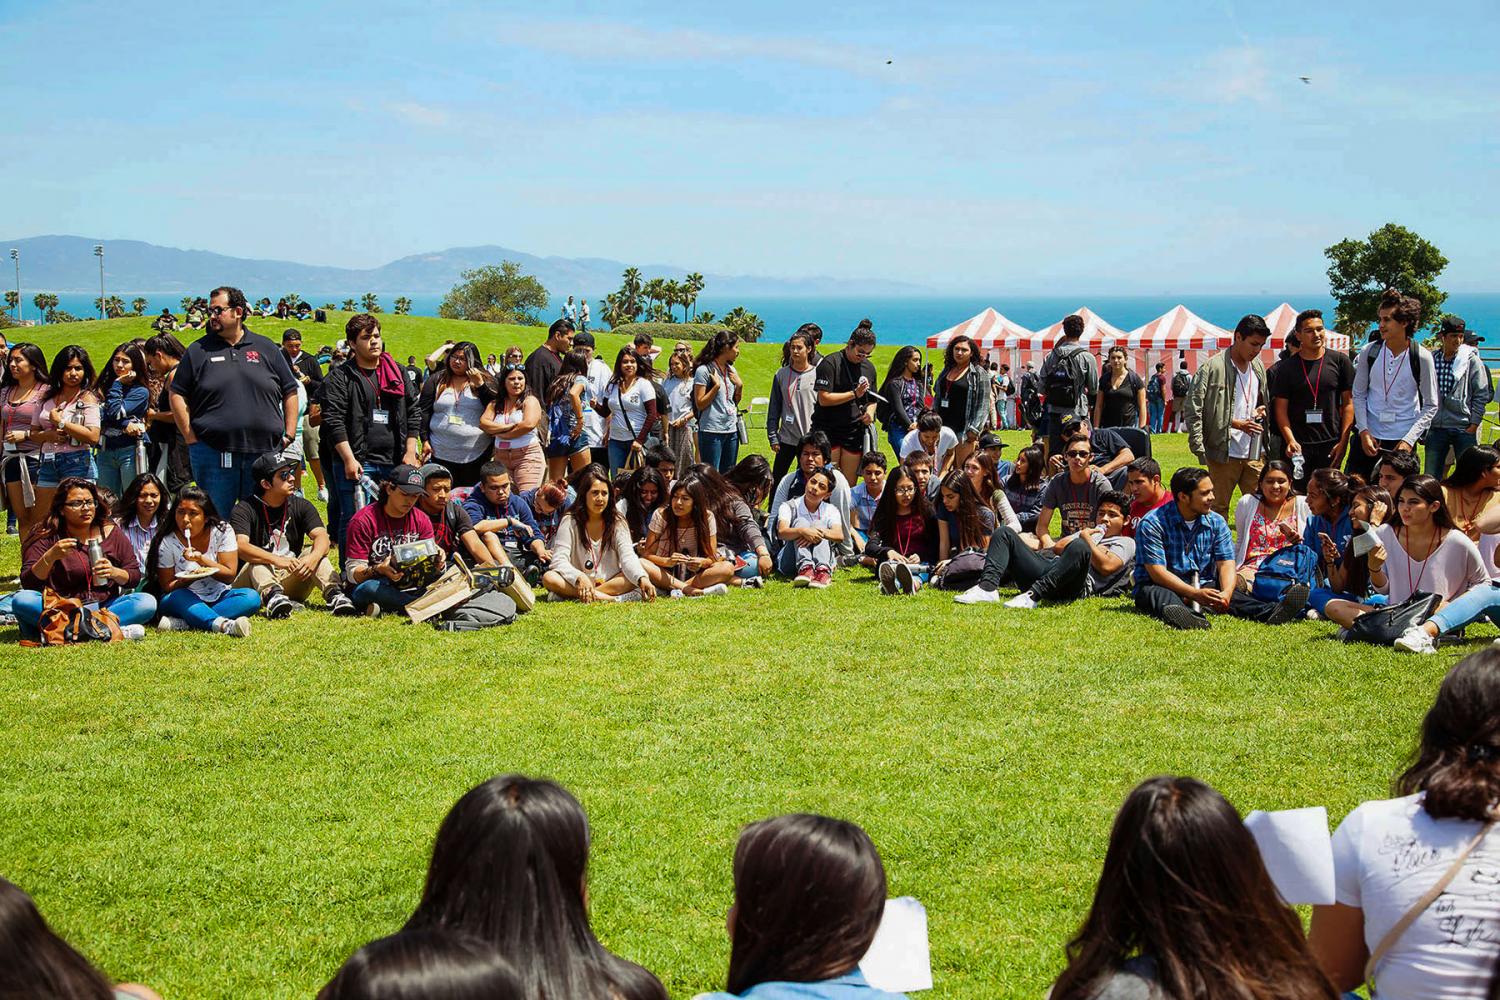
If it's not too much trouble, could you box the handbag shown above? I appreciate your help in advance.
[1342,591,1441,645]
[30,590,124,646]
[933,549,986,590]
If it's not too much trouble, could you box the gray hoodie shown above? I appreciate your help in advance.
[1432,344,1494,430]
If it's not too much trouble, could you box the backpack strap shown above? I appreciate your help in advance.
[1364,342,1427,408]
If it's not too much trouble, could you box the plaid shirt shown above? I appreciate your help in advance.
[1133,500,1234,593]
[1435,350,1456,398]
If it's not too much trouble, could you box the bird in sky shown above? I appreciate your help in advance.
[1299,76,1311,84]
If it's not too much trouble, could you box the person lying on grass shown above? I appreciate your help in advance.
[641,473,732,597]
[542,463,656,604]
[778,465,842,588]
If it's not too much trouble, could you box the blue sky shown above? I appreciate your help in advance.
[3,0,1496,293]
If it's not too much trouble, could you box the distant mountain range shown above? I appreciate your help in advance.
[0,235,928,299]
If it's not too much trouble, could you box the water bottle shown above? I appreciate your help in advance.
[1292,451,1305,481]
[86,539,104,587]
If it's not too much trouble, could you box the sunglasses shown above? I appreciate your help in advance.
[1065,450,1091,459]
[208,305,236,317]
[502,363,525,374]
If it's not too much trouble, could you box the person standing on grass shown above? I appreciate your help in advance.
[280,329,327,500]
[1,341,49,542]
[169,286,300,519]
[417,340,498,489]
[542,348,595,481]
[1349,287,1438,481]
[320,314,421,548]
[932,333,992,471]
[1123,457,1171,538]
[1093,346,1146,430]
[143,333,192,494]
[1132,466,1309,630]
[523,318,574,410]
[1184,315,1270,518]
[777,466,841,588]
[572,331,614,470]
[767,330,820,482]
[1271,309,1355,492]
[813,321,880,486]
[482,363,547,491]
[33,345,101,511]
[230,453,353,619]
[1146,361,1167,434]
[1040,313,1097,458]
[151,485,260,637]
[661,346,700,472]
[878,345,925,455]
[768,431,855,565]
[342,465,444,617]
[1426,314,1491,479]
[94,342,151,498]
[693,330,744,473]
[543,463,656,604]
[597,348,658,477]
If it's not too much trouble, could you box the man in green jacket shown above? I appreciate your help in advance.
[1183,315,1271,517]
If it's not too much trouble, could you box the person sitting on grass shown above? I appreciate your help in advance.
[902,448,937,501]
[152,486,260,637]
[318,928,522,1000]
[1304,470,1377,618]
[1232,460,1310,592]
[776,465,842,589]
[848,451,887,551]
[956,490,1134,609]
[462,462,551,582]
[401,775,668,1000]
[518,478,574,549]
[899,411,958,477]
[694,814,906,1000]
[1374,448,1421,502]
[1051,776,1338,1000]
[936,470,995,568]
[1052,415,1134,489]
[543,464,656,604]
[14,477,154,643]
[963,449,1022,532]
[113,471,166,575]
[1442,444,1500,562]
[867,464,938,596]
[229,453,353,619]
[1122,456,1170,537]
[1035,436,1112,553]
[702,459,774,586]
[643,443,678,487]
[1002,444,1048,534]
[642,473,732,597]
[617,465,667,548]
[342,465,444,618]
[767,431,854,565]
[0,876,162,999]
[1132,467,1310,630]
[415,462,533,615]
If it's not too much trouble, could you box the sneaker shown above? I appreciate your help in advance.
[219,616,252,638]
[1337,627,1351,642]
[327,591,357,616]
[1004,591,1038,609]
[793,567,815,588]
[954,584,999,605]
[265,593,296,620]
[809,567,832,589]
[837,553,862,568]
[1304,608,1322,621]
[741,575,764,589]
[317,486,329,501]
[894,562,918,595]
[1267,583,1311,625]
[1395,625,1438,655]
[1161,603,1211,631]
[364,603,382,619]
[119,624,146,641]
[878,561,898,595]
[669,588,686,599]
[615,589,644,602]
[157,615,189,631]
[701,583,729,597]
[523,565,542,586]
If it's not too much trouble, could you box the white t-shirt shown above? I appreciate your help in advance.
[661,375,696,423]
[1373,523,1488,604]
[430,384,491,464]
[606,379,654,443]
[777,496,840,536]
[1228,361,1260,460]
[583,358,612,447]
[900,427,959,469]
[1332,793,1500,1000]
[157,522,237,602]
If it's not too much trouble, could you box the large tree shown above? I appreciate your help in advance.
[438,262,548,326]
[1325,223,1448,336]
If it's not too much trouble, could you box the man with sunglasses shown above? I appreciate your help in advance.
[170,286,300,518]
[1033,435,1112,554]
[230,453,354,618]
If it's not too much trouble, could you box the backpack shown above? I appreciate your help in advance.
[547,396,577,451]
[1250,543,1319,601]
[434,589,517,631]
[1044,344,1086,409]
[34,592,123,646]
[1171,371,1191,397]
[1363,344,1427,408]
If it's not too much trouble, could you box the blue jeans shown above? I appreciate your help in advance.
[351,578,420,613]
[332,461,393,547]
[698,430,739,472]
[36,450,98,488]
[1148,398,1165,434]
[1425,426,1477,478]
[96,443,140,497]
[886,427,906,455]
[1431,582,1500,634]
[188,443,262,519]
[160,587,261,631]
[607,439,638,477]
[12,590,157,642]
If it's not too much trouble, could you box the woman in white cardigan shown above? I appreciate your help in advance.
[1233,460,1311,589]
[541,464,656,603]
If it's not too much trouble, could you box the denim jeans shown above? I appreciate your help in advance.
[332,461,393,547]
[886,427,906,456]
[607,439,638,477]
[1147,398,1165,434]
[697,430,740,473]
[160,586,261,631]
[188,443,261,519]
[1425,426,1478,478]
[12,590,157,642]
[36,450,98,488]
[351,578,420,613]
[96,443,140,497]
[1431,582,1500,634]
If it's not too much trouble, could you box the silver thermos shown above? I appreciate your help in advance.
[86,538,104,587]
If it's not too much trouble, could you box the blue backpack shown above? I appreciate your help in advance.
[1251,543,1319,601]
[547,398,577,451]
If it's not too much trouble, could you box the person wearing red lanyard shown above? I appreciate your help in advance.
[229,453,353,619]
[1323,475,1488,645]
[1184,315,1270,518]
[1271,309,1355,492]
[541,464,655,603]
[1348,288,1439,482]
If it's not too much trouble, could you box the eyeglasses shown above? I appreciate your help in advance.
[207,305,236,317]
[276,469,297,482]
[63,499,96,509]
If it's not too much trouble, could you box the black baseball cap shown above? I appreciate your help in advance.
[1440,316,1468,335]
[573,330,595,348]
[978,431,1006,450]
[386,464,428,495]
[252,452,300,483]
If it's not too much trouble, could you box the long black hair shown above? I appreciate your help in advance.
[868,465,935,544]
[567,463,618,536]
[619,466,666,540]
[1007,444,1045,491]
[1394,473,1455,531]
[1399,649,1500,822]
[116,472,167,526]
[1444,445,1500,492]
[658,472,714,557]
[403,775,666,1000]
[318,929,522,1000]
[146,485,225,585]
[938,469,988,550]
[883,345,921,387]
[2,341,49,390]
[546,348,591,406]
[24,477,112,550]
[725,814,887,994]
[43,345,96,402]
[723,454,774,510]
[0,876,116,999]
[95,341,150,396]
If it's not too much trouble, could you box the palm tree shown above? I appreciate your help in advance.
[180,296,195,313]
[393,296,412,315]
[696,310,716,324]
[3,290,17,315]
[283,291,301,308]
[621,267,643,315]
[684,272,705,320]
[321,303,337,312]
[721,306,765,343]
[360,292,380,313]
[341,298,356,311]
[95,295,126,319]
[33,292,58,324]
[643,278,666,320]
[663,280,683,323]
[131,297,148,315]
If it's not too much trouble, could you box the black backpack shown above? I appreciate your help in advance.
[434,589,517,631]
[1171,371,1191,397]
[1044,345,1086,409]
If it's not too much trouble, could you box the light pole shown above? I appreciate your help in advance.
[93,244,105,319]
[7,249,18,323]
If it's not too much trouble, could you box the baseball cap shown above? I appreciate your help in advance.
[417,462,451,484]
[252,452,300,484]
[1440,316,1468,336]
[573,330,595,348]
[386,464,428,495]
[978,431,1006,450]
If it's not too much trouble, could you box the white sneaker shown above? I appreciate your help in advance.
[615,589,643,602]
[954,585,999,605]
[119,624,146,641]
[1394,626,1437,655]
[217,616,252,638]
[317,487,329,501]
[700,583,729,597]
[878,561,898,595]
[157,615,189,631]
[1004,591,1038,609]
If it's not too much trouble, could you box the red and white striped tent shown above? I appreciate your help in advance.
[1007,307,1128,352]
[1122,305,1232,353]
[1264,302,1351,352]
[925,308,1034,352]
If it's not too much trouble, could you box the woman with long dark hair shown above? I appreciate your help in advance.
[1443,444,1500,552]
[13,477,155,642]
[319,929,522,1000]
[878,346,924,456]
[481,363,545,491]
[33,345,101,513]
[962,450,1022,531]
[1313,650,1500,996]
[936,470,994,563]
[641,472,733,596]
[1055,776,1337,1000]
[1232,460,1310,589]
[865,464,938,595]
[94,341,152,497]
[418,340,497,488]
[767,331,818,482]
[1306,467,1371,617]
[1002,444,1047,534]
[402,774,667,1000]
[661,345,700,473]
[693,330,744,472]
[1,340,50,540]
[150,486,260,636]
[616,465,666,546]
[932,335,990,469]
[0,876,161,999]
[542,464,654,603]
[114,471,166,575]
[703,456,775,585]
[698,814,904,1000]
[599,348,659,477]
[543,347,595,480]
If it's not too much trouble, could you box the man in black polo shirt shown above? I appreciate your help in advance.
[230,453,354,618]
[170,285,300,517]
[320,313,420,548]
[524,318,574,405]
[812,324,879,484]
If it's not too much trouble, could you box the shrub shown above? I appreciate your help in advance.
[608,321,729,343]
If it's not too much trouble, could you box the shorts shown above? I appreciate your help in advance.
[2,453,40,484]
[37,450,97,488]
[820,423,869,452]
[543,437,589,460]
[302,415,321,455]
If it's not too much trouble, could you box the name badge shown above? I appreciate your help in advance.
[371,409,390,425]
[447,413,465,426]
[1305,408,1324,423]
[938,396,949,408]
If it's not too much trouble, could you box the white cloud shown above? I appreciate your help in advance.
[385,100,453,129]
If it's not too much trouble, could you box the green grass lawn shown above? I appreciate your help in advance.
[0,312,1462,998]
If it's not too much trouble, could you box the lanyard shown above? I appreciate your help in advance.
[896,512,919,554]
[785,367,809,411]
[356,364,383,408]
[1300,353,1327,404]
[1234,363,1256,415]
[259,498,290,548]
[1382,346,1410,399]
[1400,526,1441,596]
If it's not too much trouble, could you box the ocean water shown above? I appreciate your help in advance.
[25,291,1500,347]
